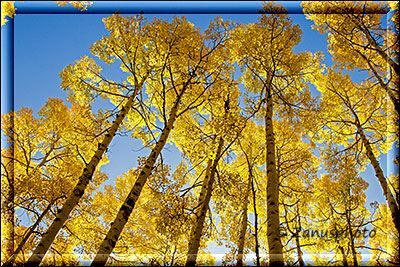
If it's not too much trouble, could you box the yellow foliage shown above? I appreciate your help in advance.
[1,1,15,26]
[54,1,92,11]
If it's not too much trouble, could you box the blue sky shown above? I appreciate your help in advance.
[1,1,397,264]
[5,1,333,180]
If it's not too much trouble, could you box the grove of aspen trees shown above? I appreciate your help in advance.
[1,1,399,266]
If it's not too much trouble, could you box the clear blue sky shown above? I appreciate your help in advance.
[4,1,336,179]
[1,1,397,264]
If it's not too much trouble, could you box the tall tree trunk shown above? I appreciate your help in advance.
[27,76,148,265]
[236,177,251,267]
[295,214,304,267]
[294,233,304,267]
[264,92,284,266]
[91,98,181,266]
[170,245,177,267]
[185,160,211,266]
[346,212,358,266]
[338,246,349,266]
[250,169,260,267]
[185,137,224,266]
[1,146,14,266]
[5,197,64,266]
[356,124,400,234]
[194,146,215,213]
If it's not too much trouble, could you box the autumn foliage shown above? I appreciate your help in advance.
[1,1,399,266]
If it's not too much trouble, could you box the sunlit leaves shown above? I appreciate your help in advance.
[302,1,399,125]
[302,1,387,70]
[90,13,150,74]
[1,98,109,264]
[60,56,103,105]
[312,67,396,161]
[368,203,399,265]
[3,4,399,266]
[1,1,15,26]
[54,1,92,11]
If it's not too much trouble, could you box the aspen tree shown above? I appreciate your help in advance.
[302,1,399,115]
[27,76,149,265]
[1,99,108,265]
[184,74,243,265]
[91,15,233,266]
[312,68,399,234]
[27,13,153,264]
[185,137,225,266]
[231,2,321,265]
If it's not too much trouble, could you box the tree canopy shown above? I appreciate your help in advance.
[1,1,399,266]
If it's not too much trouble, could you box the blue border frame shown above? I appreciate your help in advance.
[12,1,303,14]
[0,1,396,266]
[1,19,14,117]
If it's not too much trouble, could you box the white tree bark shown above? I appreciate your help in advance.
[357,124,400,233]
[236,177,251,266]
[27,76,148,265]
[5,196,64,266]
[91,98,180,266]
[264,92,284,266]
[185,137,224,266]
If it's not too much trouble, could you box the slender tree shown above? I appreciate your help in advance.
[302,1,399,115]
[309,148,372,266]
[26,76,149,265]
[91,15,233,266]
[1,137,14,265]
[185,137,224,266]
[1,99,108,265]
[231,2,321,265]
[311,68,399,234]
[26,13,155,264]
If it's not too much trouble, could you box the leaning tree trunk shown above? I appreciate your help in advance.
[192,137,216,214]
[5,196,64,266]
[264,92,284,266]
[236,177,251,267]
[355,50,400,116]
[352,18,400,78]
[91,98,181,266]
[356,123,400,234]
[185,137,224,266]
[184,157,212,265]
[27,76,148,265]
